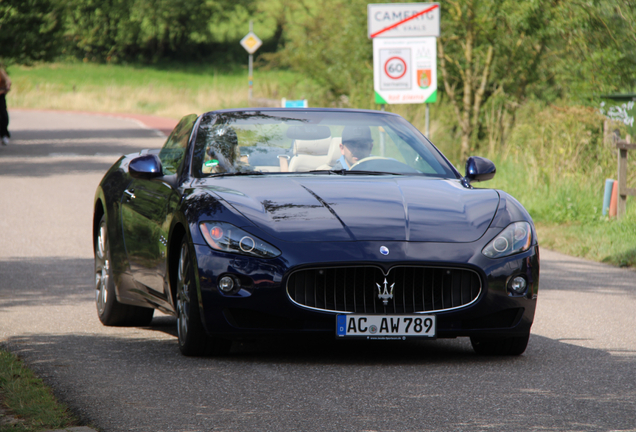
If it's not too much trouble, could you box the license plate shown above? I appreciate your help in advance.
[336,314,436,339]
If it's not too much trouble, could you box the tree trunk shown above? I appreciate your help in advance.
[438,1,494,162]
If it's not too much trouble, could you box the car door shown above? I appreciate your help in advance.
[121,114,198,295]
[121,177,172,293]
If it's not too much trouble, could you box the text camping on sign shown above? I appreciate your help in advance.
[368,3,440,39]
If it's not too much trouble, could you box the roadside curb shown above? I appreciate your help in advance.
[1,402,98,432]
[43,428,99,432]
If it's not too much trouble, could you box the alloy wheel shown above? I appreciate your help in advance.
[176,243,191,345]
[95,221,109,315]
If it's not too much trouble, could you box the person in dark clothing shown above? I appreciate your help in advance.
[0,66,11,145]
[331,125,374,170]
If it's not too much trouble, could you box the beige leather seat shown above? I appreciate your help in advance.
[288,137,333,172]
[314,137,343,170]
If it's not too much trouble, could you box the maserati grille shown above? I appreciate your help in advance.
[286,266,482,314]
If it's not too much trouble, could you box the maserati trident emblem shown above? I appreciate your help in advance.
[376,278,395,306]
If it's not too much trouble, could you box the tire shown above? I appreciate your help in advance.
[95,215,154,327]
[176,237,231,356]
[470,333,530,356]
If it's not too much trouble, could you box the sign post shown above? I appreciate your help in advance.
[368,3,440,136]
[240,21,263,101]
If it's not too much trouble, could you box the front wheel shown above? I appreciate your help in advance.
[176,238,231,356]
[95,215,154,326]
[470,333,530,356]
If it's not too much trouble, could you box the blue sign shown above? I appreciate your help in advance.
[282,98,308,108]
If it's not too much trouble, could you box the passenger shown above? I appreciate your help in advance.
[332,125,374,170]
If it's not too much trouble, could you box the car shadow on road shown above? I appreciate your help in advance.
[3,332,635,432]
[4,328,635,369]
[3,256,636,366]
[2,254,635,432]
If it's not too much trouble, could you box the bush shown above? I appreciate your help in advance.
[486,101,634,224]
[0,0,63,64]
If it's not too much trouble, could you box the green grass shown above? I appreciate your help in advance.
[6,61,317,118]
[486,156,636,268]
[0,348,80,432]
[10,61,247,92]
[537,221,636,268]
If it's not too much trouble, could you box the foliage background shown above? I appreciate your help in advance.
[1,0,635,266]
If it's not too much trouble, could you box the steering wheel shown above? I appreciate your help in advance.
[349,156,420,174]
[349,156,389,170]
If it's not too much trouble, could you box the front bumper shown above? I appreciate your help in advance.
[193,239,539,340]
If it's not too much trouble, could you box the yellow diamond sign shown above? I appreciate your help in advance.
[240,32,263,54]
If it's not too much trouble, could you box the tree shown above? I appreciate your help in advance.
[438,0,562,159]
[0,0,63,64]
[261,0,374,104]
[269,0,636,159]
[438,0,636,159]
[61,0,260,62]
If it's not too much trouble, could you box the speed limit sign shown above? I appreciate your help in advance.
[373,37,437,104]
[379,48,411,90]
[384,56,407,79]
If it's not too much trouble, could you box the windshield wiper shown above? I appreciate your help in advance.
[208,171,264,178]
[307,169,344,175]
[309,169,401,176]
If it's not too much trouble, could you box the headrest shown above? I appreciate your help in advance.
[293,137,332,156]
[327,137,342,165]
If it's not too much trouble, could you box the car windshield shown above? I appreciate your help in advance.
[191,110,458,178]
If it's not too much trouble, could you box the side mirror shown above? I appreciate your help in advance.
[129,154,163,179]
[465,156,496,182]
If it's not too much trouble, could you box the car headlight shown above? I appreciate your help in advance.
[199,222,281,258]
[482,222,532,259]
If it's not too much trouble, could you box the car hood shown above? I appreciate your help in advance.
[197,176,499,243]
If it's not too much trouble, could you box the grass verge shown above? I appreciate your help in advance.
[487,156,636,269]
[537,221,636,268]
[0,348,80,432]
[6,61,318,118]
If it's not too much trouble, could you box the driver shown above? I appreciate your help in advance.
[332,125,374,170]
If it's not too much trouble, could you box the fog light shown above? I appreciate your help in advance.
[218,276,236,293]
[508,276,527,295]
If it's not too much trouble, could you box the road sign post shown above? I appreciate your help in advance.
[240,21,263,101]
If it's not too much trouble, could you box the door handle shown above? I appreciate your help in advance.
[124,189,136,199]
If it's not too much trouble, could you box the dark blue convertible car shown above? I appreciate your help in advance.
[93,108,539,356]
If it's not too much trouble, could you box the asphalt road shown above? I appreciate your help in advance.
[1,110,635,432]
